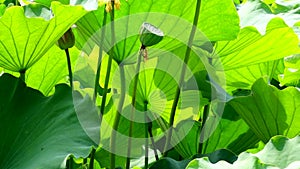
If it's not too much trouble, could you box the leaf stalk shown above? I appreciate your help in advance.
[93,7,108,103]
[126,47,144,169]
[198,103,210,154]
[163,0,202,155]
[110,64,126,169]
[144,101,149,169]
[65,48,73,90]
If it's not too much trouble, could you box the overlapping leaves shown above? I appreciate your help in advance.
[76,0,239,63]
[186,135,300,169]
[230,78,300,143]
[212,18,299,92]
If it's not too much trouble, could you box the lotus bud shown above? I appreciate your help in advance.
[139,22,164,47]
[57,28,75,50]
[104,0,121,12]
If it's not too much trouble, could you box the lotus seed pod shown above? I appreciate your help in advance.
[139,22,164,47]
[57,28,75,50]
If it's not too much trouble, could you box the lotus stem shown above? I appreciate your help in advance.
[198,103,210,154]
[163,0,202,156]
[68,156,73,169]
[108,1,120,168]
[110,64,126,169]
[126,47,144,169]
[88,148,96,169]
[64,49,73,90]
[19,70,25,81]
[93,7,108,103]
[147,118,159,161]
[144,101,149,169]
[99,40,113,118]
[89,7,108,168]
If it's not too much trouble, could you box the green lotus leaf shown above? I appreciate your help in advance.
[212,18,299,92]
[169,103,259,159]
[238,0,300,34]
[279,54,300,86]
[75,0,239,63]
[19,0,98,11]
[201,104,259,155]
[0,1,87,72]
[19,0,72,8]
[149,157,190,169]
[25,45,79,96]
[149,149,237,169]
[229,78,300,143]
[186,135,300,169]
[0,3,5,16]
[0,73,98,168]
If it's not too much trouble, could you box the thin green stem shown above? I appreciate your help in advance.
[110,64,126,169]
[89,7,108,168]
[144,101,149,169]
[99,44,114,118]
[93,8,108,103]
[163,0,202,156]
[68,156,73,169]
[148,121,159,161]
[100,0,116,128]
[198,103,210,154]
[88,148,96,169]
[109,1,118,168]
[126,48,144,169]
[65,49,73,90]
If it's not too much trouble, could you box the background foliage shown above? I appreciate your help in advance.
[0,0,299,169]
